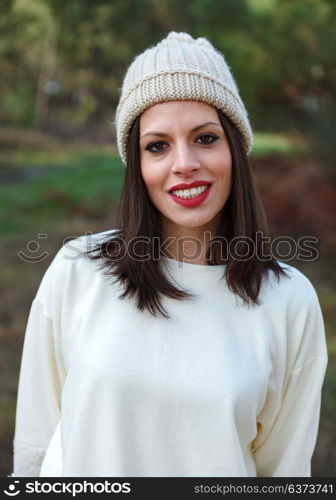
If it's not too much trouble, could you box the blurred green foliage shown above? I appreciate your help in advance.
[0,0,335,160]
[0,152,124,240]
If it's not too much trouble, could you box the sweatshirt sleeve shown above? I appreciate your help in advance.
[11,248,68,477]
[251,270,328,477]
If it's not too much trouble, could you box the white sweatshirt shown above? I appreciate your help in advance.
[11,229,328,477]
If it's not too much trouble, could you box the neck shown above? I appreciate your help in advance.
[160,229,217,266]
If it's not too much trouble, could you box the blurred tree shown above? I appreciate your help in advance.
[0,0,51,126]
[0,0,334,163]
[34,15,59,127]
[244,0,336,162]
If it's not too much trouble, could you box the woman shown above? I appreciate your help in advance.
[11,31,328,477]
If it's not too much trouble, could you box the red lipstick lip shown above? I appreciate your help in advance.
[169,184,212,207]
[168,180,212,192]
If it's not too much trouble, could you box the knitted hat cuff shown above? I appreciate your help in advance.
[116,71,253,165]
[116,69,246,112]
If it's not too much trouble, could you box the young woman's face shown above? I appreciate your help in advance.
[139,100,232,238]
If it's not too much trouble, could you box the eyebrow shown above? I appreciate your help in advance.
[139,121,222,141]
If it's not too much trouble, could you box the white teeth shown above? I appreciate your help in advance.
[171,185,209,199]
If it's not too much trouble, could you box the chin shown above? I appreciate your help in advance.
[166,217,216,229]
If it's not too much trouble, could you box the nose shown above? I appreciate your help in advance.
[171,142,201,176]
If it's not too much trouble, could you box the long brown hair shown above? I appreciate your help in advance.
[84,108,289,319]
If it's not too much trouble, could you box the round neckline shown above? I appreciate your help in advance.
[162,256,226,270]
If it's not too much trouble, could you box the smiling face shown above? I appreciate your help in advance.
[139,100,232,249]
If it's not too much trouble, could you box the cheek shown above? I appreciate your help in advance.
[213,152,232,183]
[140,165,162,192]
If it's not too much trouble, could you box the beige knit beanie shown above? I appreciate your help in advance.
[114,31,253,166]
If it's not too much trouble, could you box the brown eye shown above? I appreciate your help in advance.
[145,141,167,153]
[197,134,219,144]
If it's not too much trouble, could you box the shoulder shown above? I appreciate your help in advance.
[58,228,121,258]
[34,228,121,315]
[49,227,121,267]
[262,260,321,312]
[278,260,318,296]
